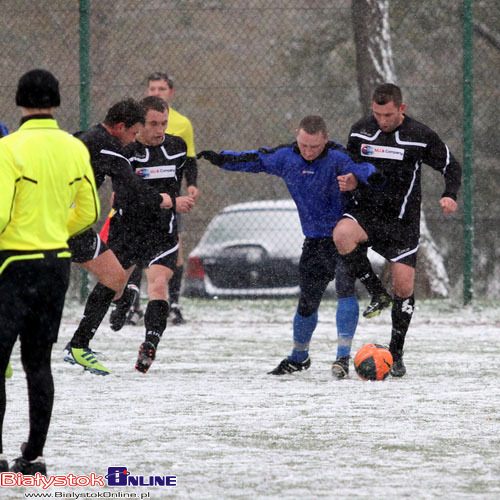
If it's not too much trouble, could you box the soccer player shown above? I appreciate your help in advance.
[0,121,8,137]
[333,83,462,377]
[0,69,100,475]
[147,73,199,324]
[110,72,200,328]
[108,96,194,372]
[198,115,383,376]
[0,121,9,380]
[64,99,172,375]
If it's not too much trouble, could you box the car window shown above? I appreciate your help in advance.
[204,209,302,248]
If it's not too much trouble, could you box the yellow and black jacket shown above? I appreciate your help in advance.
[0,116,100,254]
[166,107,197,188]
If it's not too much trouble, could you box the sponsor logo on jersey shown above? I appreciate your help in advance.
[360,143,404,160]
[301,169,314,174]
[135,165,176,179]
[136,168,149,178]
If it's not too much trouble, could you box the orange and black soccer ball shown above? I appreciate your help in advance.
[354,343,393,381]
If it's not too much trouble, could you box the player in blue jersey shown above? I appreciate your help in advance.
[0,121,8,138]
[198,115,385,377]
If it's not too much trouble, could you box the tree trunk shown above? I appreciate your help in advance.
[352,0,395,114]
[351,0,449,298]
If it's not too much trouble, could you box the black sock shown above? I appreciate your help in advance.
[340,246,386,296]
[113,285,138,316]
[144,300,169,348]
[128,267,143,310]
[389,294,415,356]
[71,283,116,348]
[168,265,183,305]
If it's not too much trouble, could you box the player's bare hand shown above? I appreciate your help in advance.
[440,196,457,215]
[337,173,358,191]
[187,185,200,201]
[160,194,173,209]
[176,196,195,213]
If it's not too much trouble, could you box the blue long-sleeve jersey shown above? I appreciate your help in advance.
[218,141,376,238]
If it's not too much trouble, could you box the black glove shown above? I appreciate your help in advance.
[367,169,385,189]
[196,150,225,166]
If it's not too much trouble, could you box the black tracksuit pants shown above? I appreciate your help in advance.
[0,251,70,461]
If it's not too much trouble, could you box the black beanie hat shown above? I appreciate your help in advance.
[16,69,60,108]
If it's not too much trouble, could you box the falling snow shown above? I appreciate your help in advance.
[1,297,499,499]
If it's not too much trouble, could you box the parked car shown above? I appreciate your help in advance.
[184,199,384,298]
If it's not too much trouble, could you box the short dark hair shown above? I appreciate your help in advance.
[298,115,328,136]
[103,98,145,127]
[372,83,403,108]
[16,69,60,108]
[147,71,174,89]
[140,95,169,114]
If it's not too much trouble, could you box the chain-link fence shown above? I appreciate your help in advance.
[1,0,499,298]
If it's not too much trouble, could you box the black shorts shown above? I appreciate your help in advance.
[343,207,419,268]
[297,237,356,315]
[107,220,179,271]
[68,228,109,264]
[298,237,356,296]
[299,237,338,286]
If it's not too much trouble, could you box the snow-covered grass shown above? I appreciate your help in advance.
[2,297,500,499]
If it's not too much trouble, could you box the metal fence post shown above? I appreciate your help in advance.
[462,0,474,305]
[79,0,91,303]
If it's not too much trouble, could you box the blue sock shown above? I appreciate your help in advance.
[336,296,359,359]
[289,310,318,363]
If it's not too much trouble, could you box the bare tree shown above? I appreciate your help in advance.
[351,0,449,297]
[352,0,395,114]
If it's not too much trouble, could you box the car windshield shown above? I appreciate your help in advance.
[203,209,302,247]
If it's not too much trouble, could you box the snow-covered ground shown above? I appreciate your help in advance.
[2,297,499,500]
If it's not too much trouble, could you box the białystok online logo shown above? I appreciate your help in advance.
[105,467,176,487]
[0,466,176,489]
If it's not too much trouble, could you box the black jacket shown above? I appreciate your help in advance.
[121,133,187,233]
[75,124,163,220]
[347,114,462,224]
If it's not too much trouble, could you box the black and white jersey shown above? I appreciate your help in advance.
[75,124,163,219]
[346,114,462,225]
[123,133,187,234]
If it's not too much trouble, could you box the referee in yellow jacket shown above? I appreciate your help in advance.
[0,69,100,476]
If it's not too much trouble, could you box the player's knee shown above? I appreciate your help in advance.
[335,274,356,298]
[393,283,414,298]
[22,343,52,374]
[149,280,168,300]
[297,298,319,317]
[332,223,344,244]
[333,222,354,251]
